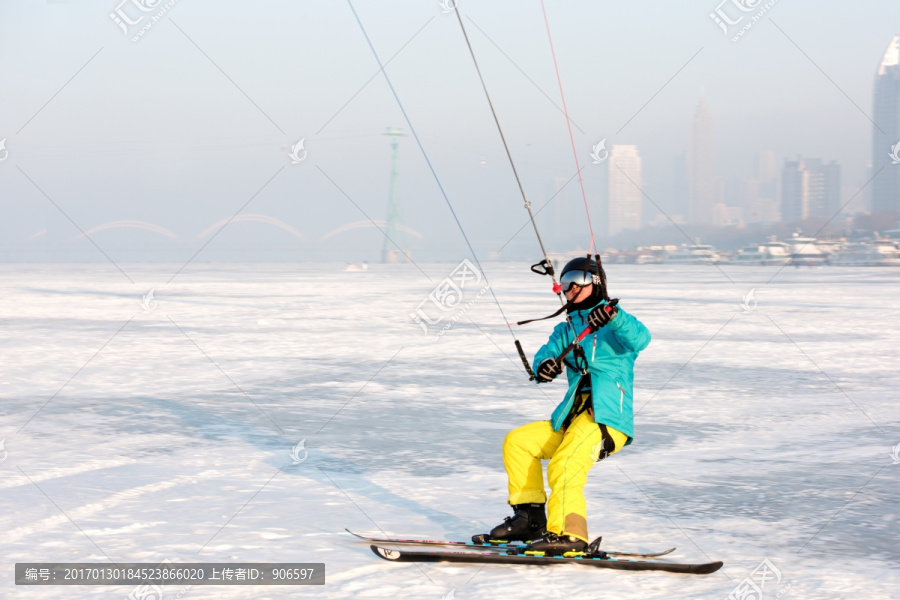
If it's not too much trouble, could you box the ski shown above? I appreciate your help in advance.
[369,544,722,575]
[346,530,676,558]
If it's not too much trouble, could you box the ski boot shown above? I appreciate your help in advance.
[472,503,546,544]
[524,532,589,556]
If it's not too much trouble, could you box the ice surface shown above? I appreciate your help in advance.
[1,262,898,599]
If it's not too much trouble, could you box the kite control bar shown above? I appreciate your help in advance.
[555,299,619,364]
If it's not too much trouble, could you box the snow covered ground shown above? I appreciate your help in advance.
[2,261,898,599]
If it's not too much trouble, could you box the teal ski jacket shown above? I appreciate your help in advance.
[533,301,650,443]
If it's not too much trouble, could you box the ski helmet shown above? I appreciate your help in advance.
[559,257,602,292]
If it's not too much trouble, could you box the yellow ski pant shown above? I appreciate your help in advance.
[502,410,628,543]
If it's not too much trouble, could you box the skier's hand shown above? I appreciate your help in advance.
[587,301,618,330]
[536,358,563,383]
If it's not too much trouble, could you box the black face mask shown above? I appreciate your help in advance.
[566,283,604,314]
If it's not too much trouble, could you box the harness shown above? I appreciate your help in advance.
[561,374,615,461]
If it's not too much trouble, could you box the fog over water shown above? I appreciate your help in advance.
[2,1,899,262]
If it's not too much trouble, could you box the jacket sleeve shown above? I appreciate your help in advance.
[533,321,571,368]
[606,306,651,353]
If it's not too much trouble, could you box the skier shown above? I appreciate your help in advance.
[480,256,651,555]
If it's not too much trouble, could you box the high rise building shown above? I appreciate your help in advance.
[734,176,760,222]
[748,151,779,223]
[755,151,778,200]
[688,98,715,224]
[873,36,900,213]
[781,157,841,222]
[816,160,841,218]
[805,158,826,219]
[782,158,809,223]
[608,145,643,236]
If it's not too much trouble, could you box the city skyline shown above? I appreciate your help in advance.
[2,4,898,262]
[597,29,900,242]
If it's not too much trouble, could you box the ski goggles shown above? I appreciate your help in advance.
[559,269,599,292]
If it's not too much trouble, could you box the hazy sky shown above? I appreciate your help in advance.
[1,0,899,262]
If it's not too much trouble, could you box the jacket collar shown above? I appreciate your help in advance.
[569,298,608,317]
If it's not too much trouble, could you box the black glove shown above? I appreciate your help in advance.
[535,358,563,383]
[587,301,619,330]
